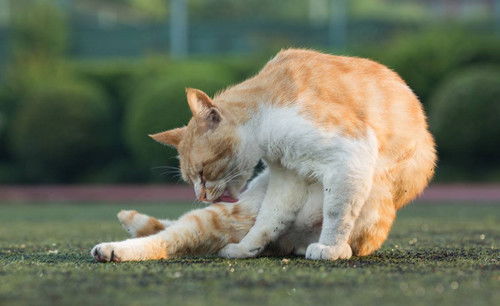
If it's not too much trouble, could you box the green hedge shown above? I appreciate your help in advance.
[374,31,500,105]
[0,90,7,161]
[10,79,113,183]
[124,61,235,181]
[73,60,140,162]
[429,66,500,180]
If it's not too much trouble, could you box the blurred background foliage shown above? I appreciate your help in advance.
[0,0,499,184]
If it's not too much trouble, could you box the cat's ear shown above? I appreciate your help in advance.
[149,127,186,148]
[186,88,221,129]
[186,88,214,115]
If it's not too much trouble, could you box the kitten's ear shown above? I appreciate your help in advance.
[149,127,186,148]
[186,88,221,129]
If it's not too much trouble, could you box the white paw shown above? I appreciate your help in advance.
[117,210,139,237]
[91,242,123,262]
[117,210,137,224]
[218,243,261,259]
[305,242,352,260]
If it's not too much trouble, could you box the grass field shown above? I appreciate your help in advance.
[0,202,498,306]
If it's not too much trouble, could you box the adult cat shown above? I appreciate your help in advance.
[91,49,436,262]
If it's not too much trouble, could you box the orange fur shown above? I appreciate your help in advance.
[136,218,166,238]
[117,203,255,258]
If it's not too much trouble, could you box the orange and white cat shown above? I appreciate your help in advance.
[91,49,436,262]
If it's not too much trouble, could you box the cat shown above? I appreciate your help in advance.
[91,48,436,262]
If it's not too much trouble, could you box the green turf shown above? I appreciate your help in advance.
[0,202,498,306]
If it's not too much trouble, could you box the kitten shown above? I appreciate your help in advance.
[91,49,436,262]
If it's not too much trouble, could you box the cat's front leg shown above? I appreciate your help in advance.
[306,134,377,260]
[219,164,307,259]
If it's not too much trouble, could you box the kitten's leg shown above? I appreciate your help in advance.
[117,210,174,238]
[305,134,378,260]
[219,163,307,259]
[91,171,269,262]
[91,202,254,262]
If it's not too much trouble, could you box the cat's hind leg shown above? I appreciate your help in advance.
[117,210,175,238]
[306,131,378,260]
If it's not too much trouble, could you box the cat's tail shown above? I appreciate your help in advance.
[349,130,436,256]
[392,130,437,210]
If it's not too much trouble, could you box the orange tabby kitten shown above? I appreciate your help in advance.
[92,49,436,262]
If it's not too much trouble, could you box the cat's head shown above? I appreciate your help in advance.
[150,88,254,203]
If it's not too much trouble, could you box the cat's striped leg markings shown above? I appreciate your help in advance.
[117,210,174,238]
[91,202,256,262]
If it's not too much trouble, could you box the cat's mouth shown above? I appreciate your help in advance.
[213,189,239,203]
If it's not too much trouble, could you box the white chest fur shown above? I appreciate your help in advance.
[238,105,377,182]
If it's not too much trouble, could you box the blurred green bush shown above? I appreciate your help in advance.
[10,79,113,183]
[374,31,500,105]
[124,60,235,181]
[73,60,140,171]
[429,66,500,181]
[0,87,10,160]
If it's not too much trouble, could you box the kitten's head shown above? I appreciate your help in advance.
[150,88,254,203]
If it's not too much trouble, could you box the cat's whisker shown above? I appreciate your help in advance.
[219,171,242,186]
[220,167,243,183]
[152,165,183,181]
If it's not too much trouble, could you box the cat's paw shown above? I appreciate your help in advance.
[91,242,123,263]
[218,243,261,259]
[117,210,168,238]
[117,210,139,236]
[305,242,352,260]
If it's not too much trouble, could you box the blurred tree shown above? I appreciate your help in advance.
[189,0,308,21]
[7,0,71,95]
[129,0,167,19]
[351,0,427,21]
[11,0,68,59]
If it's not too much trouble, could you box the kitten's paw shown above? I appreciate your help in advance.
[117,210,167,237]
[91,242,123,263]
[117,210,137,224]
[305,242,352,260]
[218,243,260,259]
[117,210,143,236]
